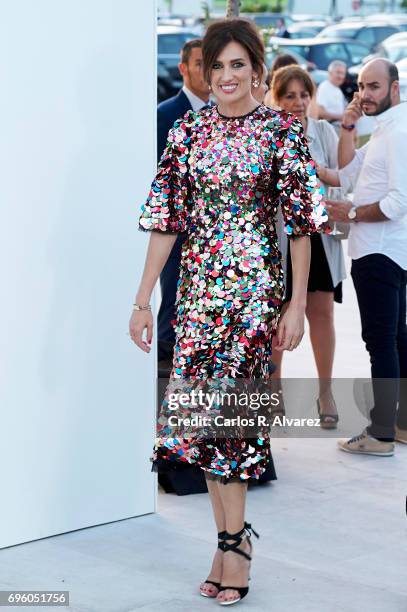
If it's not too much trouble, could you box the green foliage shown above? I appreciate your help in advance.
[240,0,285,11]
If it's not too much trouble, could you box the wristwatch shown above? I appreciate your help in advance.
[348,206,358,221]
[341,122,356,131]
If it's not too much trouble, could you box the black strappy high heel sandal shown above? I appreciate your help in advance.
[217,522,259,606]
[200,530,227,598]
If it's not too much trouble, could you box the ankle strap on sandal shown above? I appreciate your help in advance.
[218,522,259,560]
[217,530,227,549]
[243,521,259,540]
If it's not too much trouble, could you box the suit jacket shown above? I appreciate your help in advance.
[156,90,192,359]
[157,89,192,161]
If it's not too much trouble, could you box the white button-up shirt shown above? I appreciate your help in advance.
[316,80,347,116]
[339,102,407,270]
[182,86,208,112]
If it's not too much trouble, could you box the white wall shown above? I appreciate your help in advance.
[0,0,157,548]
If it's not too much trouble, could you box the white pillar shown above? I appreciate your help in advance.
[0,0,157,548]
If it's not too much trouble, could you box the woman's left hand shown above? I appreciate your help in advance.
[274,304,305,351]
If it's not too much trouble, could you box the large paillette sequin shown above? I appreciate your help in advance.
[139,104,327,482]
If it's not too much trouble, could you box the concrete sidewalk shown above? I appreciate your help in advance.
[0,435,405,612]
[1,248,406,611]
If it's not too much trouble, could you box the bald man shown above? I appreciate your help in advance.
[326,59,407,454]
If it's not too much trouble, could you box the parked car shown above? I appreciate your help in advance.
[286,21,329,39]
[157,26,197,102]
[381,31,407,45]
[265,48,328,83]
[365,13,407,25]
[266,37,371,70]
[379,36,407,63]
[291,14,332,23]
[240,12,294,30]
[157,14,204,35]
[266,48,358,102]
[317,21,407,53]
[266,48,315,68]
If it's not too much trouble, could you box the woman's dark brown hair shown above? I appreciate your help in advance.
[202,18,264,85]
[271,65,315,102]
[270,53,299,78]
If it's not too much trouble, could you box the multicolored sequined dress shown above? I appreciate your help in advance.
[139,104,326,483]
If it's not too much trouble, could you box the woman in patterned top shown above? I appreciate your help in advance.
[129,18,327,606]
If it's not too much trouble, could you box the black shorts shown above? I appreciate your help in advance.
[284,234,342,304]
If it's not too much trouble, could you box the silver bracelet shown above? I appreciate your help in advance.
[133,303,151,311]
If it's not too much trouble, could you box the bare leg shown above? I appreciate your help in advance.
[216,481,252,604]
[200,476,226,597]
[306,291,337,419]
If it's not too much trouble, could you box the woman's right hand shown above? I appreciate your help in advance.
[129,309,153,353]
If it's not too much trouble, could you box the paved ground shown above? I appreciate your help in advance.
[1,246,406,611]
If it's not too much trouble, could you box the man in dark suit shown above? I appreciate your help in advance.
[156,39,212,495]
[157,39,210,367]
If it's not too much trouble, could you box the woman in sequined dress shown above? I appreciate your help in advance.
[129,19,327,607]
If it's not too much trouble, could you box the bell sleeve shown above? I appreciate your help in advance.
[139,111,194,234]
[274,114,328,237]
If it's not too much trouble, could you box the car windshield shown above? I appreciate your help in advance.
[346,42,371,64]
[283,45,310,59]
[310,43,348,69]
[158,33,194,54]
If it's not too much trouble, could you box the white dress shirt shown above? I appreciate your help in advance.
[316,80,347,116]
[339,102,407,269]
[182,86,208,112]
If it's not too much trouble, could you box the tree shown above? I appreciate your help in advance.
[240,0,287,11]
[226,0,241,17]
[164,0,173,14]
